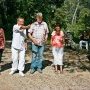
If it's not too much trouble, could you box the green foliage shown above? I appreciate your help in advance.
[0,0,90,40]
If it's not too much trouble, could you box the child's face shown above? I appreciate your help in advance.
[55,26,61,35]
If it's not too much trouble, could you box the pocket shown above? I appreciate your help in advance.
[32,44,38,53]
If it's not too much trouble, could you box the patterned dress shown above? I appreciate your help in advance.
[0,28,5,63]
[0,29,5,49]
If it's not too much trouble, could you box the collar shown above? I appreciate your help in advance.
[34,21,44,25]
[17,24,21,27]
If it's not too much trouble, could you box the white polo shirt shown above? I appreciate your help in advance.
[12,24,26,50]
[28,21,49,46]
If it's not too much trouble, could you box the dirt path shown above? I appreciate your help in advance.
[0,43,90,90]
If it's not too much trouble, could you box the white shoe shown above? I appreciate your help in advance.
[9,71,15,75]
[19,71,25,77]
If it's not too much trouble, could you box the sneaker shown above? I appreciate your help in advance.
[9,70,16,75]
[30,69,35,74]
[19,71,25,77]
[37,69,42,73]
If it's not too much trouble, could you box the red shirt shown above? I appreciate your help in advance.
[0,29,5,49]
[51,31,64,48]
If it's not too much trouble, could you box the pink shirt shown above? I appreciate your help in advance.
[51,31,64,48]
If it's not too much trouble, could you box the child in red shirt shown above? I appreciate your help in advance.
[51,24,64,73]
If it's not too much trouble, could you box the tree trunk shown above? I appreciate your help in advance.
[72,0,79,24]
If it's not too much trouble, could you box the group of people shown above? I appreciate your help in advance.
[0,12,64,76]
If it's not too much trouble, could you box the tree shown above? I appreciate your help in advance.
[0,0,90,40]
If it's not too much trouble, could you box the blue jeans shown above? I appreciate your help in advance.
[30,44,44,70]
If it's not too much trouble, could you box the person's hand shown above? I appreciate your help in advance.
[44,37,48,43]
[24,43,27,50]
[20,25,30,30]
[20,26,26,29]
[32,38,38,45]
[59,39,64,44]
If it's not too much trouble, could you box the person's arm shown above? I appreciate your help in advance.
[61,31,65,44]
[20,24,31,30]
[28,33,37,45]
[28,24,38,45]
[44,23,49,41]
[50,31,55,45]
[13,25,21,32]
[0,30,5,49]
[3,30,5,48]
[45,33,49,41]
[62,36,65,44]
[51,35,53,45]
[13,24,30,33]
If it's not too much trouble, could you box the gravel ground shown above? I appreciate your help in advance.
[0,43,90,90]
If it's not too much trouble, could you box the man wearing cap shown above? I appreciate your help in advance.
[28,12,49,74]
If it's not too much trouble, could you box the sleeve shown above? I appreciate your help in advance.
[44,22,49,34]
[28,23,34,34]
[61,31,64,37]
[13,25,21,33]
[51,31,56,36]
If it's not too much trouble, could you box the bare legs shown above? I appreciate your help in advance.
[54,65,63,74]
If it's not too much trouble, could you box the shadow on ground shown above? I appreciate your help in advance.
[24,60,52,73]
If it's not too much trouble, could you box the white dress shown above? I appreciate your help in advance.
[52,47,64,65]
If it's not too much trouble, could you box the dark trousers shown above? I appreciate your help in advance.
[0,49,3,63]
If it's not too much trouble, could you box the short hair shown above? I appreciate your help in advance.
[36,12,43,17]
[17,17,24,22]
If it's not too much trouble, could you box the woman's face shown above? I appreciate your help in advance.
[55,26,61,35]
[55,26,61,31]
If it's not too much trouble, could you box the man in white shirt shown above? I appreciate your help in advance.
[28,13,49,74]
[9,17,28,76]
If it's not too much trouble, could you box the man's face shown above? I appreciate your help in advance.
[36,16,43,23]
[17,19,24,26]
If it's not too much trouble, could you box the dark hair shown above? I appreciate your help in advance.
[0,27,4,30]
[54,23,61,29]
[54,23,61,31]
